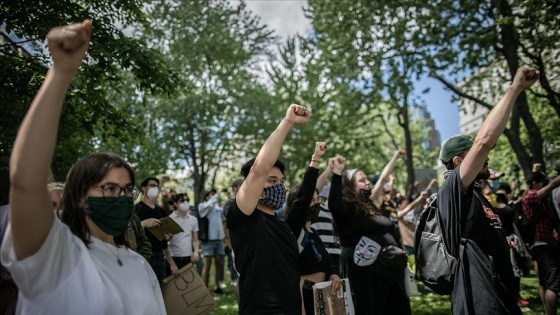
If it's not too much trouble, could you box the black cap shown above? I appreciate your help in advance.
[526,171,547,183]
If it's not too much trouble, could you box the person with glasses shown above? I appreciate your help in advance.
[136,177,179,285]
[0,20,165,313]
[285,142,342,315]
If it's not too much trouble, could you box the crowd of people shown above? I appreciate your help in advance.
[1,19,559,315]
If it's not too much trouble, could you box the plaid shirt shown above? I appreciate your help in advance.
[522,189,560,246]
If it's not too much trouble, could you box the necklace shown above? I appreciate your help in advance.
[102,241,123,266]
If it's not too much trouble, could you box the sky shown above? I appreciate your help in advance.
[239,0,461,142]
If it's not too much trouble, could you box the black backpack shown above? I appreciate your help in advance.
[414,193,476,295]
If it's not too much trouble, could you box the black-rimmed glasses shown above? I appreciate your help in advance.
[91,184,140,199]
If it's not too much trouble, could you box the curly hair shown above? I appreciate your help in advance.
[341,169,378,216]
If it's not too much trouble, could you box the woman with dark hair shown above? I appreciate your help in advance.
[0,21,164,313]
[285,142,342,315]
[226,103,310,314]
[329,155,411,315]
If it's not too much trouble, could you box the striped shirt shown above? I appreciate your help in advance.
[311,205,341,257]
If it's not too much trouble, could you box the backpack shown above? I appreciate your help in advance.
[414,193,476,295]
[197,216,210,241]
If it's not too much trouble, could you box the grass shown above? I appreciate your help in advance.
[204,266,546,315]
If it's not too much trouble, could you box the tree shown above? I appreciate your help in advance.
[0,0,177,204]
[305,0,440,188]
[142,0,277,206]
[306,0,560,176]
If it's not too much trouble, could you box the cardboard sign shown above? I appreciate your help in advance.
[162,264,217,315]
[313,278,355,315]
[147,216,184,241]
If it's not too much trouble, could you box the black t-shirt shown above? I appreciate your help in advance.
[493,204,515,236]
[328,174,398,248]
[438,168,521,315]
[135,201,169,254]
[285,167,336,278]
[226,200,301,314]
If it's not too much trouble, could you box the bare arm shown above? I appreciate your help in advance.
[235,104,310,215]
[537,176,560,200]
[315,159,333,192]
[459,67,539,189]
[164,248,178,275]
[9,21,92,259]
[192,231,200,262]
[398,192,428,219]
[371,150,405,206]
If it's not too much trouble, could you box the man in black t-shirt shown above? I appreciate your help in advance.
[226,104,310,314]
[437,67,539,315]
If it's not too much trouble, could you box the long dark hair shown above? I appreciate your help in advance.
[341,169,378,216]
[60,153,135,247]
[285,184,320,220]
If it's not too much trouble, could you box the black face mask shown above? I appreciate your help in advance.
[359,189,372,199]
[308,203,321,222]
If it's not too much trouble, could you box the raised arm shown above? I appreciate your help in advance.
[329,156,353,223]
[236,104,310,215]
[371,150,405,207]
[537,176,560,200]
[286,142,327,235]
[398,191,428,219]
[9,20,92,259]
[459,67,539,189]
[315,157,334,192]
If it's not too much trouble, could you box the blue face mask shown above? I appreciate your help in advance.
[490,179,500,192]
[260,184,286,210]
[85,196,134,236]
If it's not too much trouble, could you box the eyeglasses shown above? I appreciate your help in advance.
[91,184,140,199]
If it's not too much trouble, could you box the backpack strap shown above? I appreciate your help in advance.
[459,194,478,314]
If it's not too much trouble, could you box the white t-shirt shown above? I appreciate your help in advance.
[168,211,199,257]
[1,218,165,315]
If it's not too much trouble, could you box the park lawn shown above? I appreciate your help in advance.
[204,268,545,314]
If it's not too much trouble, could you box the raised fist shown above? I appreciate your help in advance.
[46,20,92,75]
[285,104,311,125]
[512,66,539,91]
[332,156,346,173]
[314,142,328,158]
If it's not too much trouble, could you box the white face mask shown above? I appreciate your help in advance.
[178,202,189,212]
[147,187,159,200]
[353,236,381,267]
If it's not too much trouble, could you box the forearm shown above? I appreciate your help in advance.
[192,238,200,254]
[372,152,400,198]
[475,86,522,151]
[252,119,294,175]
[316,166,332,192]
[398,195,424,219]
[10,69,72,190]
[164,248,176,265]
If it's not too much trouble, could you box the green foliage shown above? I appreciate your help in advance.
[306,0,560,178]
[131,0,278,205]
[0,0,177,203]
